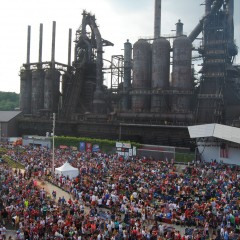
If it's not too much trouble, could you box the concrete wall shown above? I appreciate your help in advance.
[8,117,19,137]
[1,122,8,140]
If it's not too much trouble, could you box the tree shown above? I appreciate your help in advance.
[0,91,19,110]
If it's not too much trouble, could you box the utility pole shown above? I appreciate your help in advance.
[52,113,56,175]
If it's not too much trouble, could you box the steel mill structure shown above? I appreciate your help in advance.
[18,0,240,147]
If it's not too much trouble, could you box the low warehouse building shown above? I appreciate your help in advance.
[0,111,21,141]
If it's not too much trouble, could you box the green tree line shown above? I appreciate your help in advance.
[0,91,19,110]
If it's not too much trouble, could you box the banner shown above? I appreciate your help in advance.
[86,143,92,153]
[132,146,137,156]
[70,146,78,151]
[129,149,133,157]
[122,142,131,149]
[59,145,68,149]
[92,144,100,152]
[116,142,122,148]
[79,142,86,152]
[220,143,228,158]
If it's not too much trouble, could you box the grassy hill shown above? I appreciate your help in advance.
[0,91,19,110]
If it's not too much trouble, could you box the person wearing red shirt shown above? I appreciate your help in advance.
[235,215,239,225]
[174,230,181,240]
[90,222,96,233]
[131,227,137,237]
[68,198,73,206]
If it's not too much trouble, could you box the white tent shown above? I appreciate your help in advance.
[55,162,79,179]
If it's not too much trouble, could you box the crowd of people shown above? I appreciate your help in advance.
[0,144,239,239]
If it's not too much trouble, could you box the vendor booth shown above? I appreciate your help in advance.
[55,162,79,179]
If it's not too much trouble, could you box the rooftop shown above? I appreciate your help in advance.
[0,111,21,122]
[188,123,240,144]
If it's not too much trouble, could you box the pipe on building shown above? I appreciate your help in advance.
[122,39,132,111]
[154,0,161,38]
[68,28,72,66]
[26,25,31,66]
[38,23,43,63]
[123,39,132,90]
[51,21,56,63]
[118,112,194,121]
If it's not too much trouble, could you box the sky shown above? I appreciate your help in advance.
[0,0,239,93]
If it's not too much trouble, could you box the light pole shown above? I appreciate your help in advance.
[52,113,56,175]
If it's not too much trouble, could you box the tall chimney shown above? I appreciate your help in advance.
[154,0,161,38]
[68,28,72,66]
[26,25,31,65]
[51,21,56,63]
[38,23,43,63]
[176,19,183,37]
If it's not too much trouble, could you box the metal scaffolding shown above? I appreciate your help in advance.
[110,55,124,93]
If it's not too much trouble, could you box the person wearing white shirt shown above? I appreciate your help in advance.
[118,222,123,232]
[158,224,164,236]
[132,192,138,199]
[180,213,185,226]
[106,199,111,207]
[107,221,112,233]
[1,226,6,240]
[80,204,84,213]
[97,233,103,240]
[98,198,103,207]
[0,226,2,240]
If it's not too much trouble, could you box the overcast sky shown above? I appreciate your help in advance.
[0,0,239,93]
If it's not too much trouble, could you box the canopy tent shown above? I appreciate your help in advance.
[55,162,79,179]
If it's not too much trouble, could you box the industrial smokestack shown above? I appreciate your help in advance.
[68,28,72,66]
[154,0,161,38]
[38,23,43,63]
[26,25,31,65]
[123,39,132,111]
[176,19,183,36]
[51,21,56,63]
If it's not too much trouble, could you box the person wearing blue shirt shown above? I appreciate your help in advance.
[223,229,229,240]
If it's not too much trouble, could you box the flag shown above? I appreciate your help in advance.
[220,143,228,158]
